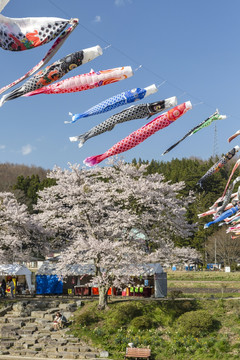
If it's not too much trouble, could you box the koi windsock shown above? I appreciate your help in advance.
[83,101,192,167]
[67,84,158,124]
[0,45,103,106]
[204,205,240,229]
[0,14,72,51]
[70,96,177,148]
[162,110,226,155]
[215,176,240,217]
[24,66,133,96]
[222,159,240,199]
[228,130,240,143]
[0,18,79,95]
[197,145,240,187]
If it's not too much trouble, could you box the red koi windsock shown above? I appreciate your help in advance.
[84,101,192,167]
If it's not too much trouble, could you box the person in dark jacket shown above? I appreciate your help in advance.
[0,279,6,298]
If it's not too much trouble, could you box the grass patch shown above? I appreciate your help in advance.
[69,298,240,360]
[167,270,240,281]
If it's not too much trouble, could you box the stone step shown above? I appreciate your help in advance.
[48,339,68,346]
[0,341,14,349]
[7,312,30,318]
[57,343,83,351]
[44,313,55,321]
[8,345,24,351]
[0,330,20,337]
[22,324,38,331]
[0,352,109,360]
[50,332,69,340]
[33,329,52,336]
[1,325,20,331]
[30,311,46,318]
[43,352,65,359]
[44,307,61,314]
[33,318,52,328]
[58,352,92,359]
[0,300,110,360]
[19,328,38,335]
[64,337,82,344]
[6,316,35,324]
[0,351,10,356]
[0,336,21,341]
[13,338,38,345]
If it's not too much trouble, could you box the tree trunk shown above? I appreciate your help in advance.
[98,285,109,310]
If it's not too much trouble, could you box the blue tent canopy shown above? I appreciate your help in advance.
[36,274,63,295]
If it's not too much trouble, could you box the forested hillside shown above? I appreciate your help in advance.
[1,155,239,259]
[132,156,240,253]
[0,163,48,192]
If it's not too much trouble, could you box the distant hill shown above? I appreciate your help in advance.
[0,163,48,192]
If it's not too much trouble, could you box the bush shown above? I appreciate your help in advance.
[108,302,143,328]
[74,304,99,327]
[129,315,155,331]
[177,310,216,337]
[169,290,183,300]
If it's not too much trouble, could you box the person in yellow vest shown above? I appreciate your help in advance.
[9,279,15,298]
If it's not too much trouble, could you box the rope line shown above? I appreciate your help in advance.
[47,0,240,119]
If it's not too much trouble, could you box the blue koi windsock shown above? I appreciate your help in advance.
[204,205,240,229]
[66,84,158,124]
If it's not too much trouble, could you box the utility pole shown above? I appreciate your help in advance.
[214,238,217,264]
[213,123,219,158]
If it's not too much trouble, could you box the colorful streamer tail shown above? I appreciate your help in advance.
[83,155,105,167]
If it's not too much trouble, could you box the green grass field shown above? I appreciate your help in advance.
[67,271,240,359]
[69,297,240,360]
[167,270,240,281]
[167,270,240,299]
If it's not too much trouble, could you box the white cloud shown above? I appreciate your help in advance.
[0,145,6,150]
[21,144,33,156]
[93,15,101,23]
[115,0,132,6]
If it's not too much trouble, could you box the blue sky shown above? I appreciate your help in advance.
[0,0,240,170]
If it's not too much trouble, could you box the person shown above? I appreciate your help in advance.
[53,311,67,330]
[9,279,15,298]
[0,279,6,298]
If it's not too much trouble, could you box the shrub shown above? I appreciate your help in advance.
[108,302,143,328]
[129,316,155,331]
[74,304,99,327]
[177,310,216,336]
[169,290,183,300]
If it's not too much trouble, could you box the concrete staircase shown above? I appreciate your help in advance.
[0,300,109,359]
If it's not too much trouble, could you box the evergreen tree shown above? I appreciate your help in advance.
[13,174,56,213]
[131,156,240,256]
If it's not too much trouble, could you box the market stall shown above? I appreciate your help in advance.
[121,263,167,298]
[0,263,33,294]
[36,261,167,297]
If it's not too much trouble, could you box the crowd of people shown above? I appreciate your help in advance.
[0,278,15,298]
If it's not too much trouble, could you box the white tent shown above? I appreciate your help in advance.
[0,264,32,290]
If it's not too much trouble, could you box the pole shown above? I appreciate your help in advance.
[215,239,217,264]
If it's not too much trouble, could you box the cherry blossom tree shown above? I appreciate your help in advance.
[0,192,48,263]
[34,160,196,309]
[146,239,200,268]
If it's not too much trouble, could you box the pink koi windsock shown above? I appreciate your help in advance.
[83,101,192,167]
[24,66,133,96]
